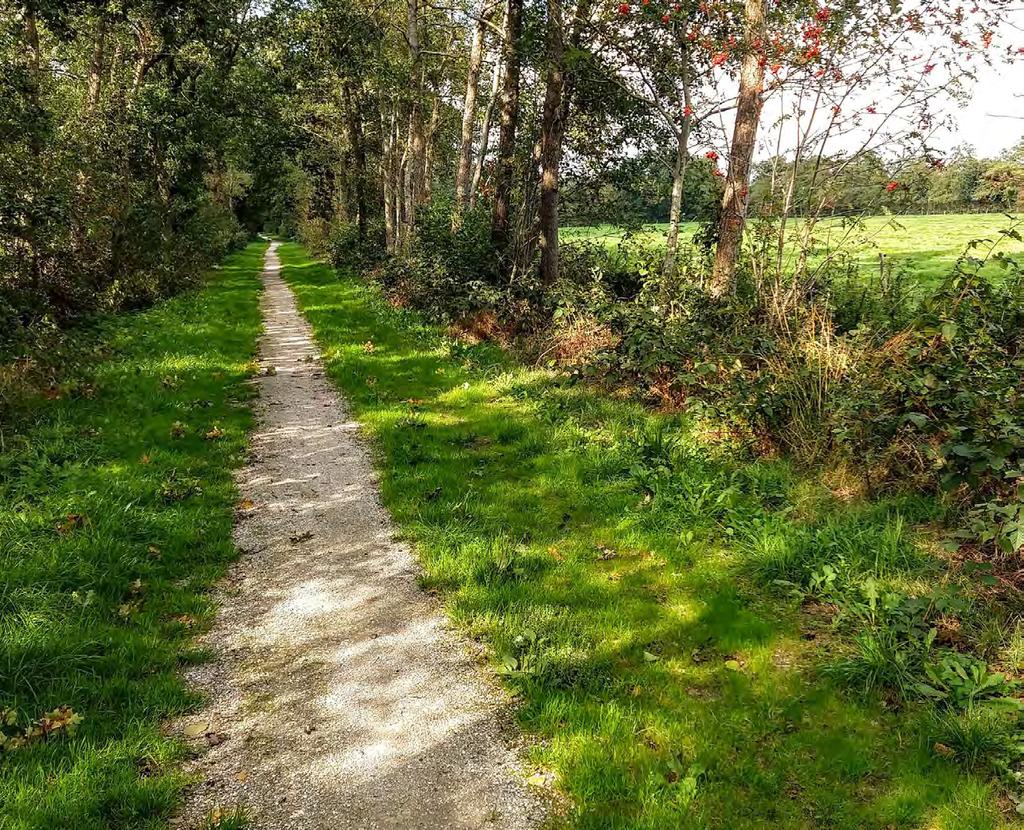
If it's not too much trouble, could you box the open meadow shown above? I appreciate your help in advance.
[563,213,1024,293]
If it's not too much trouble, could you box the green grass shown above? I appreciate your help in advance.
[278,240,1015,830]
[563,213,1024,292]
[0,242,265,829]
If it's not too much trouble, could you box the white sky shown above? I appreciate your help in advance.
[937,58,1024,156]
[734,10,1024,163]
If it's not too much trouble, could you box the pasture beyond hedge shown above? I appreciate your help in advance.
[563,213,1024,293]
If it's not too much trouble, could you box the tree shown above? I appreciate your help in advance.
[709,0,766,298]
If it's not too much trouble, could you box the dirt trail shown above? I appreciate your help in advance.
[179,242,547,829]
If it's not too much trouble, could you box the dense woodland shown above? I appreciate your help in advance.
[5,0,1024,820]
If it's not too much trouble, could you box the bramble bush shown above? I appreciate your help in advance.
[357,218,1024,559]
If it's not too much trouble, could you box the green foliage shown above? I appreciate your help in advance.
[0,4,286,353]
[369,198,534,321]
[835,244,1024,553]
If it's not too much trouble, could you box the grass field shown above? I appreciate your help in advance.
[280,241,1015,830]
[564,213,1024,292]
[0,243,264,829]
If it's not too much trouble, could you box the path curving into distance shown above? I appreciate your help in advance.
[179,242,547,829]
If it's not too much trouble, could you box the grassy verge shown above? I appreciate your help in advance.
[0,242,265,829]
[278,240,1016,830]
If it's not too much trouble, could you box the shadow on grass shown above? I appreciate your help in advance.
[0,242,266,829]
[278,241,1007,830]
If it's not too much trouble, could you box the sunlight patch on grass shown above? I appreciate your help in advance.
[278,240,1013,830]
[0,241,265,829]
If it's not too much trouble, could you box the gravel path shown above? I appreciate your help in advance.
[178,242,548,829]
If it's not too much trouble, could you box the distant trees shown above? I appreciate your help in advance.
[3,0,1021,351]
[747,144,1024,217]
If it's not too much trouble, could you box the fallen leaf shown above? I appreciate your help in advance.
[140,454,152,465]
[204,426,224,441]
[55,514,86,535]
[724,659,742,672]
[183,721,209,739]
[238,498,256,511]
[234,771,248,783]
[643,651,660,663]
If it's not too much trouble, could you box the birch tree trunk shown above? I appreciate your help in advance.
[453,0,497,226]
[424,92,441,202]
[400,0,426,249]
[491,0,522,250]
[663,126,690,276]
[381,107,398,252]
[342,81,368,240]
[470,42,503,208]
[709,0,767,298]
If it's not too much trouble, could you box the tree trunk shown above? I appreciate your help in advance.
[470,41,503,208]
[400,0,426,249]
[491,0,522,250]
[663,123,690,276]
[664,56,693,276]
[424,92,441,202]
[23,7,43,290]
[537,0,566,287]
[381,107,398,252]
[709,0,767,298]
[535,0,592,286]
[453,0,497,226]
[131,21,155,95]
[86,18,107,111]
[342,81,368,240]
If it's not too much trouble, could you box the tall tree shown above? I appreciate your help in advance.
[490,0,522,251]
[453,0,497,226]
